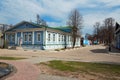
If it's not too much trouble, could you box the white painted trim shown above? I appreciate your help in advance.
[36,32,41,42]
[45,30,47,44]
[21,32,23,44]
[32,31,34,44]
[56,33,58,44]
[23,33,27,42]
[28,33,32,42]
[47,32,51,42]
[15,33,17,44]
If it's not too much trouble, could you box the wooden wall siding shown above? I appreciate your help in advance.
[5,21,81,49]
[6,33,15,45]
[22,32,32,45]
[34,31,43,45]
[10,23,40,31]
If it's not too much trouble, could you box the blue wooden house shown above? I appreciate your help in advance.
[5,21,80,50]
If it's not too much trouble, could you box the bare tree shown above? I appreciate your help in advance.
[0,24,12,33]
[104,18,115,45]
[67,9,83,48]
[92,17,115,46]
[93,22,100,43]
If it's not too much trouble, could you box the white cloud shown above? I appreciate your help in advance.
[0,0,120,34]
[0,0,44,23]
[97,0,120,7]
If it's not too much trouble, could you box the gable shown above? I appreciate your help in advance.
[5,21,71,33]
[115,22,120,31]
[6,21,42,32]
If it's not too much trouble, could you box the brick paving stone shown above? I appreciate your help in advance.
[0,60,40,80]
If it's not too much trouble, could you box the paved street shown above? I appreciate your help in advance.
[0,45,120,80]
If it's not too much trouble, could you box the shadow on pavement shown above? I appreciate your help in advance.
[106,46,120,53]
[90,49,108,54]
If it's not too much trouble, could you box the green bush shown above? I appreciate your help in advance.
[55,49,60,51]
[61,48,65,50]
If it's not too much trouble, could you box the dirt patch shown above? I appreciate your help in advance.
[37,64,108,80]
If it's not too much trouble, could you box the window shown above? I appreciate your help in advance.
[53,34,55,41]
[11,34,15,42]
[37,33,41,42]
[25,24,28,28]
[24,33,27,42]
[28,33,32,42]
[48,33,51,41]
[8,34,11,41]
[59,34,60,41]
[62,35,64,41]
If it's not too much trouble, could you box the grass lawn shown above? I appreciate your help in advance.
[0,56,26,60]
[39,60,120,80]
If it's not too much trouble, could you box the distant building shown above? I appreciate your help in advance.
[83,34,90,45]
[5,21,80,50]
[115,22,120,49]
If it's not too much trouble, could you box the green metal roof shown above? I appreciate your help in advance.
[5,21,71,33]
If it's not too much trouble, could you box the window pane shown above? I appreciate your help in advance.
[24,34,27,41]
[28,34,32,41]
[59,34,60,41]
[62,35,64,41]
[53,34,55,41]
[48,33,50,41]
[37,33,40,41]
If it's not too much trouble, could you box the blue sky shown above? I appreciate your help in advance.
[0,0,120,35]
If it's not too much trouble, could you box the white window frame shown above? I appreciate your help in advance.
[58,34,61,42]
[53,33,55,42]
[37,33,41,42]
[48,33,51,41]
[28,33,32,42]
[11,34,15,42]
[24,33,27,42]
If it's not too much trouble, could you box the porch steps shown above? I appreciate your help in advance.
[16,47,24,50]
[8,46,23,50]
